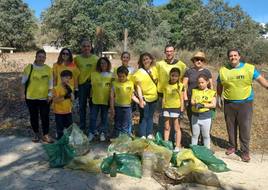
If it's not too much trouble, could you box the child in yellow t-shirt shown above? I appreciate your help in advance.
[89,57,113,142]
[110,66,140,138]
[162,68,184,152]
[53,70,74,139]
[191,74,216,149]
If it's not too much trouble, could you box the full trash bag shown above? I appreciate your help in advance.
[165,167,221,187]
[154,132,173,150]
[145,141,173,173]
[107,134,132,154]
[190,145,230,172]
[66,123,90,156]
[101,153,142,178]
[43,133,75,168]
[65,154,103,173]
[176,149,208,175]
[128,138,150,154]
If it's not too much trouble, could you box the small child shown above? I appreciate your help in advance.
[89,57,113,142]
[191,74,216,149]
[162,68,184,152]
[112,52,136,134]
[52,70,74,139]
[110,66,140,138]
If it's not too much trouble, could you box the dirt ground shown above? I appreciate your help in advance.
[1,52,268,189]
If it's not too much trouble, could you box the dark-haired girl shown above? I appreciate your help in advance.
[191,74,216,149]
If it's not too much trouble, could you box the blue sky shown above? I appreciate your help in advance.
[24,0,268,23]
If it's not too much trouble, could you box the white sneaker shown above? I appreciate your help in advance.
[88,133,94,142]
[174,147,181,153]
[141,136,146,139]
[100,133,106,142]
[147,134,154,140]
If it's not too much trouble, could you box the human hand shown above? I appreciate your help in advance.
[178,112,184,120]
[74,90,79,99]
[195,103,204,109]
[64,84,72,99]
[216,96,223,108]
[110,108,115,118]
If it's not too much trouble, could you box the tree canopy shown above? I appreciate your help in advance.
[0,0,37,50]
[0,0,267,63]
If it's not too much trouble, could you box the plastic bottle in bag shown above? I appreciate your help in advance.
[142,152,155,177]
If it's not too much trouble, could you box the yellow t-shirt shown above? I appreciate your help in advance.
[162,83,184,108]
[23,64,52,99]
[112,66,135,82]
[53,62,80,88]
[112,80,134,106]
[74,54,98,84]
[132,67,158,102]
[52,85,73,114]
[156,60,186,93]
[91,71,112,105]
[191,89,216,113]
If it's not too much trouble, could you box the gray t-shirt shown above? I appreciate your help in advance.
[184,67,212,99]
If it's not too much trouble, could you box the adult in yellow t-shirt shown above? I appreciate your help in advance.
[217,48,268,162]
[74,39,98,131]
[53,48,80,97]
[21,49,53,143]
[133,52,158,139]
[156,44,187,95]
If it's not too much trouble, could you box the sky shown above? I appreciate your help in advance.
[24,0,268,23]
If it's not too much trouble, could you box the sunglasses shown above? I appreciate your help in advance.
[194,58,205,62]
[62,52,69,56]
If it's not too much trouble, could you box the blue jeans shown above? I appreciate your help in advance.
[139,101,157,137]
[55,113,73,140]
[113,106,131,137]
[78,81,91,131]
[89,104,109,135]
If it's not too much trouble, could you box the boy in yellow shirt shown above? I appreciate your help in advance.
[110,66,141,138]
[53,70,74,139]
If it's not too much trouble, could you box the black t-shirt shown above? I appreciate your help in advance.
[184,67,212,99]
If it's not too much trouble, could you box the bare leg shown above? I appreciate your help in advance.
[174,118,181,148]
[164,117,170,141]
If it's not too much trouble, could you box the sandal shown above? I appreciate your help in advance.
[42,135,54,144]
[32,133,40,143]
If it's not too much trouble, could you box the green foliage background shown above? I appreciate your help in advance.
[0,0,268,64]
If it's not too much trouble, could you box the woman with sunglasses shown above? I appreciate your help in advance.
[53,48,80,93]
[183,51,213,130]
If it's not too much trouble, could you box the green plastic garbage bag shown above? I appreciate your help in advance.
[108,134,132,154]
[65,123,90,156]
[176,149,208,175]
[154,132,173,150]
[145,141,173,173]
[101,153,142,178]
[65,154,103,173]
[43,134,75,168]
[190,145,230,172]
[171,152,178,166]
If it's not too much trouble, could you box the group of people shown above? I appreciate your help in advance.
[21,38,268,162]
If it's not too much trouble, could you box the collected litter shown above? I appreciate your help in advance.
[43,125,229,188]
